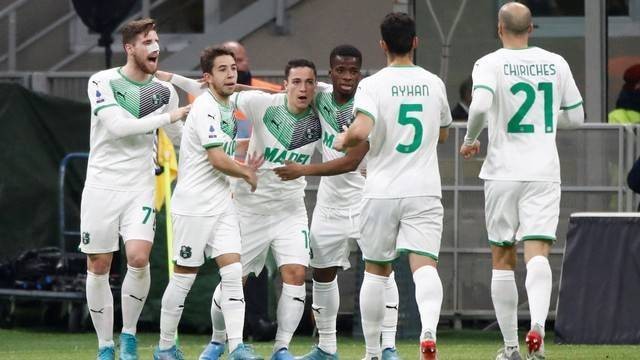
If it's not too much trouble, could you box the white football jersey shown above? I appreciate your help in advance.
[231,91,321,213]
[353,65,452,199]
[86,68,180,191]
[472,47,583,182]
[314,83,365,209]
[172,90,237,216]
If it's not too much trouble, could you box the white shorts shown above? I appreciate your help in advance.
[171,209,242,267]
[238,199,310,277]
[484,180,561,246]
[79,187,155,254]
[359,197,443,263]
[309,205,360,270]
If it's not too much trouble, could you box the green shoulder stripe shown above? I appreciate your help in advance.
[94,103,118,116]
[355,108,376,123]
[203,142,224,149]
[473,85,495,95]
[440,120,453,129]
[560,101,583,110]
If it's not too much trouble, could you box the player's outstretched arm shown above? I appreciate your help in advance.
[334,113,373,151]
[207,148,263,192]
[99,105,190,139]
[460,88,492,159]
[234,83,282,94]
[557,103,584,129]
[156,71,206,97]
[274,141,369,181]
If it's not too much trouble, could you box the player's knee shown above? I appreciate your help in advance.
[126,253,149,268]
[492,252,516,270]
[491,245,517,270]
[87,255,111,274]
[174,264,199,274]
[280,264,306,285]
[312,267,338,283]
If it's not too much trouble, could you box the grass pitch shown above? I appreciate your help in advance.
[0,328,638,359]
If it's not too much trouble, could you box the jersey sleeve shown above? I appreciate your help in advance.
[353,80,378,122]
[558,58,583,110]
[472,57,497,96]
[438,78,453,128]
[231,90,271,125]
[194,103,227,149]
[170,74,206,97]
[316,81,333,94]
[88,74,117,116]
[162,84,183,146]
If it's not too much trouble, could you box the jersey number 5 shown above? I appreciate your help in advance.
[508,82,553,134]
[396,103,423,153]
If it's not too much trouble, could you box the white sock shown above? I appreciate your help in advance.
[86,271,114,348]
[492,269,519,347]
[312,278,339,354]
[360,271,387,357]
[219,263,245,353]
[413,265,442,342]
[381,272,399,350]
[526,256,552,336]
[273,283,306,353]
[210,284,226,344]
[159,272,196,350]
[121,264,150,335]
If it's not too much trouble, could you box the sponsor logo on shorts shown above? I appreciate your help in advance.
[82,232,91,245]
[179,245,192,259]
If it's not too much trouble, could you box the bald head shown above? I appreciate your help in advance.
[222,41,249,71]
[499,2,532,36]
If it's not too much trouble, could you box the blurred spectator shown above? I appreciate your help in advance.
[222,41,282,161]
[627,156,640,211]
[608,64,640,124]
[451,76,472,121]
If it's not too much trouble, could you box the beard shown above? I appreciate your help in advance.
[133,53,157,75]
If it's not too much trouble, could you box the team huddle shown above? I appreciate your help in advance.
[80,3,584,360]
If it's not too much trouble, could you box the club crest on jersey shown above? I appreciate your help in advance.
[151,93,161,105]
[305,128,320,140]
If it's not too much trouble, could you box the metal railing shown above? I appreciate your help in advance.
[434,123,637,317]
[0,0,28,71]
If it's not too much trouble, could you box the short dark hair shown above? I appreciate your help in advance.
[200,46,236,73]
[121,18,156,46]
[284,59,317,79]
[329,45,362,67]
[380,13,415,55]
